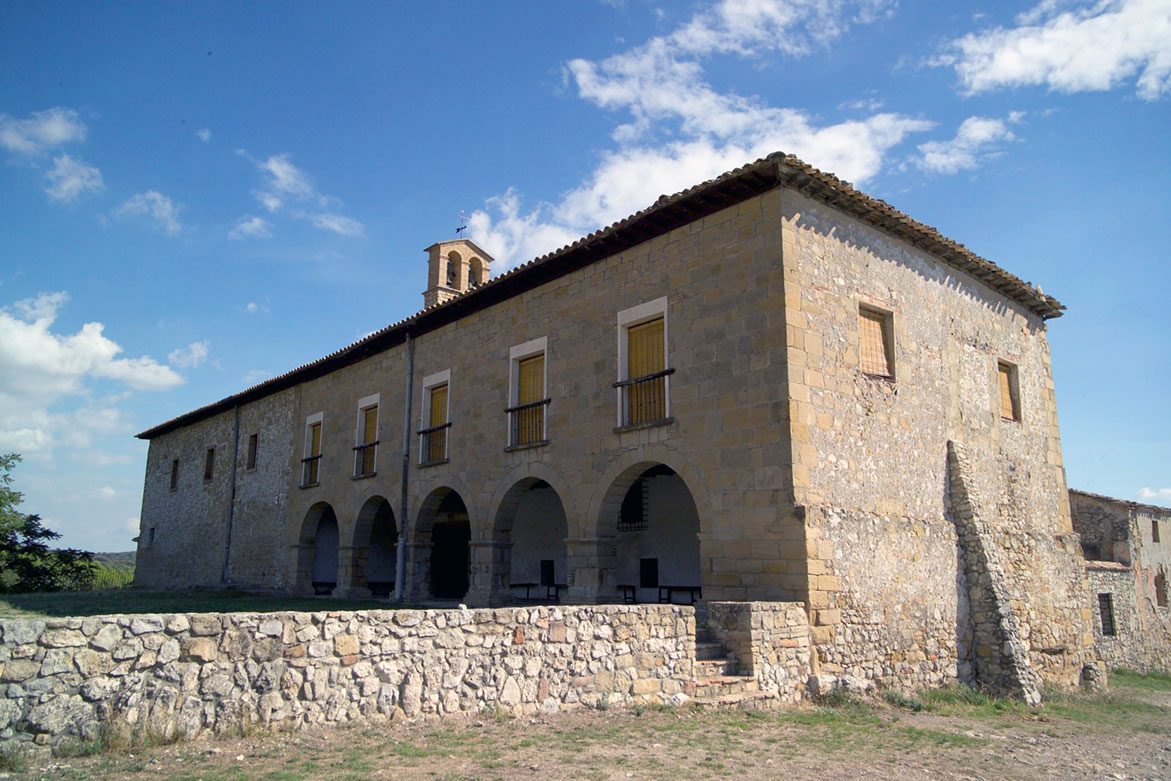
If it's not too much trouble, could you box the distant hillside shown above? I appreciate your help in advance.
[92,551,136,570]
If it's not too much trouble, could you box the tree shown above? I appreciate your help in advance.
[0,453,95,593]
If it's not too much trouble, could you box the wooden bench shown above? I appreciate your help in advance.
[312,581,336,596]
[617,584,638,604]
[658,585,702,605]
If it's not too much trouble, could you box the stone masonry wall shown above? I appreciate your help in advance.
[1072,491,1171,673]
[0,605,694,754]
[705,601,811,702]
[778,188,1095,692]
[136,389,294,591]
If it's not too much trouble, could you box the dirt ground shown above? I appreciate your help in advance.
[8,676,1171,780]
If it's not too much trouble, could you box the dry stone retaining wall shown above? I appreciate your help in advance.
[705,601,811,702]
[0,605,694,754]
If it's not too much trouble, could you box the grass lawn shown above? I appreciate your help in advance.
[0,588,400,619]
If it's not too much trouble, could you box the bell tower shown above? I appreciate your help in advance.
[422,239,493,308]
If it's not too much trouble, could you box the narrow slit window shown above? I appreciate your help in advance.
[859,307,893,378]
[1098,593,1116,636]
[998,361,1021,421]
[169,459,179,491]
[1153,519,1161,544]
[246,433,258,471]
[203,448,215,482]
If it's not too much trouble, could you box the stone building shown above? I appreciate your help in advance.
[1071,489,1171,672]
[134,151,1098,696]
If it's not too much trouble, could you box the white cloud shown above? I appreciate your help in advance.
[96,486,116,499]
[243,301,268,314]
[937,0,1171,100]
[43,154,104,202]
[228,215,273,240]
[253,153,313,212]
[471,0,929,268]
[0,292,182,455]
[242,369,269,386]
[242,152,365,237]
[125,516,140,533]
[167,340,210,369]
[195,127,211,143]
[0,107,87,156]
[116,191,182,236]
[310,212,365,237]
[913,116,1017,174]
[1138,487,1171,503]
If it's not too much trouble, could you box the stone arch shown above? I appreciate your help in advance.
[588,449,709,603]
[490,476,570,603]
[469,256,486,287]
[350,496,398,597]
[446,250,462,288]
[413,486,470,600]
[296,502,339,596]
[587,445,713,539]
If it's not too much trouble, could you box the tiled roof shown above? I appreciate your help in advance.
[137,151,1065,439]
[1070,488,1171,515]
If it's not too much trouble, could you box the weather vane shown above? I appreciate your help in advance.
[455,211,469,237]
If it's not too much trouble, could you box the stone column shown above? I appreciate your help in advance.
[466,540,510,607]
[565,537,617,603]
[334,546,369,598]
[289,544,314,596]
[402,541,432,603]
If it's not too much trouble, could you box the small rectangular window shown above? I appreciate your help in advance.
[1153,520,1161,544]
[203,447,215,482]
[302,419,322,486]
[246,433,258,471]
[355,403,378,477]
[859,307,893,378]
[998,361,1021,421]
[147,527,156,548]
[1098,593,1116,636]
[169,459,179,491]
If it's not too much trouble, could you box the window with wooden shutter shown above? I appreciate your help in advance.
[514,354,545,445]
[303,421,322,485]
[428,384,448,462]
[356,405,378,476]
[998,361,1020,421]
[859,308,892,378]
[626,317,666,424]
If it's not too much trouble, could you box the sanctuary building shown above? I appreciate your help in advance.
[135,152,1099,693]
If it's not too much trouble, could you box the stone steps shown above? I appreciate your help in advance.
[694,656,738,677]
[689,689,779,710]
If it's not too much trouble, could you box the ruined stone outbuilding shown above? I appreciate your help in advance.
[1071,489,1171,673]
[132,151,1102,702]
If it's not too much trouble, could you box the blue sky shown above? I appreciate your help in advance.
[1,0,1168,551]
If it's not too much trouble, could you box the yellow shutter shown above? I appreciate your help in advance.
[428,385,448,461]
[627,318,664,379]
[998,364,1017,420]
[859,310,891,377]
[309,422,321,456]
[516,354,545,445]
[627,318,665,425]
[518,355,544,404]
[429,385,448,427]
[363,406,378,444]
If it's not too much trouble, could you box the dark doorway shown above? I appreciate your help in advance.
[430,492,470,599]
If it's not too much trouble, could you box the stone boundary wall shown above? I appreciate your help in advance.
[0,605,694,754]
[705,601,810,702]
